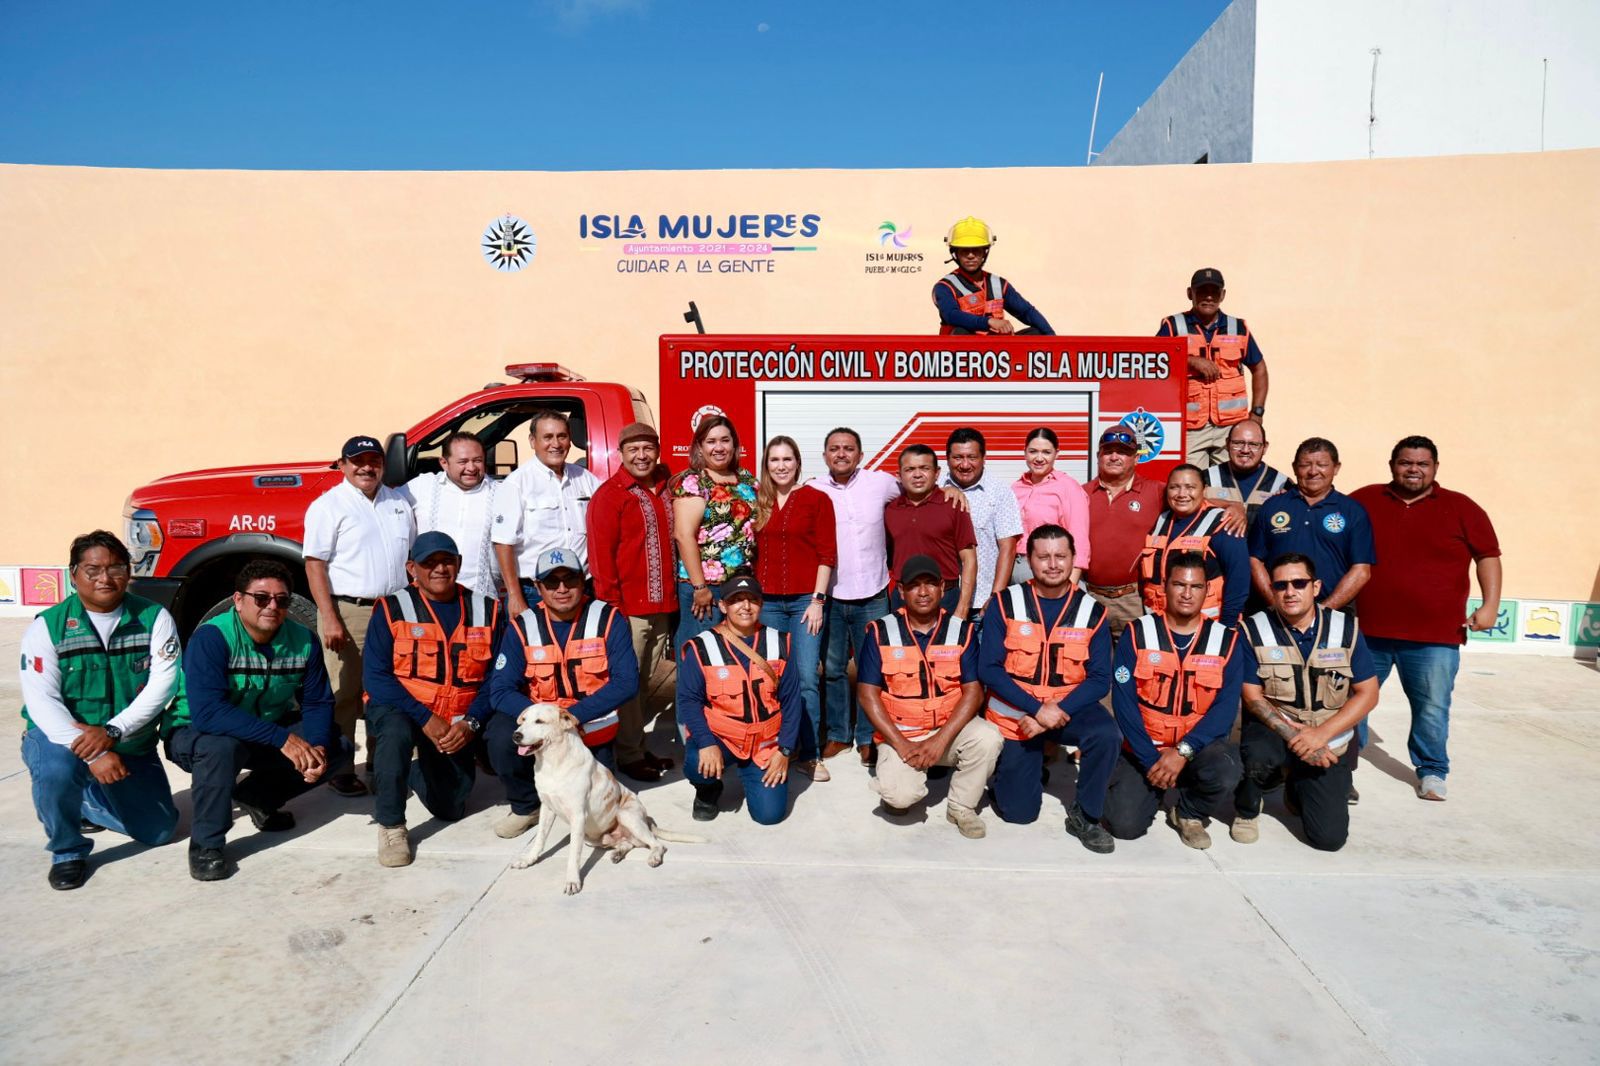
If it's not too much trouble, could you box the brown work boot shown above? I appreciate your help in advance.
[494,809,540,839]
[858,743,877,767]
[377,824,413,867]
[1168,807,1212,850]
[821,740,852,760]
[1230,815,1259,844]
[946,803,986,839]
[796,759,831,782]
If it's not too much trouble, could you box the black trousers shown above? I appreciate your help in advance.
[1235,715,1358,851]
[482,712,616,816]
[366,703,477,828]
[166,724,349,850]
[1104,742,1241,839]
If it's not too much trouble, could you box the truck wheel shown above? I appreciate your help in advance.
[197,592,320,633]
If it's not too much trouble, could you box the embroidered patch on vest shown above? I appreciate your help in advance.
[1322,512,1346,533]
[495,653,507,670]
[411,625,426,637]
[1270,511,1291,529]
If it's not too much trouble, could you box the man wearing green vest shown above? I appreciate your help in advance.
[18,531,180,890]
[165,559,345,881]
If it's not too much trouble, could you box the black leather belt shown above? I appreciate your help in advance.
[336,595,378,607]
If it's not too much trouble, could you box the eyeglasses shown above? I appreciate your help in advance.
[242,591,293,609]
[75,564,131,580]
[538,573,584,589]
[1270,578,1314,591]
[1228,441,1264,451]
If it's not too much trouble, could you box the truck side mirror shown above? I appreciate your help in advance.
[492,439,518,477]
[382,433,409,487]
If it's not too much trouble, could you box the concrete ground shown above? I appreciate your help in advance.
[1,617,1596,1066]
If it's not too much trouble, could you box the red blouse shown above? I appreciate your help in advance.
[755,484,838,596]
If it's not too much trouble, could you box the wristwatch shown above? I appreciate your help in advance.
[1250,405,1265,418]
[103,723,124,743]
[812,592,827,604]
[1176,739,1196,761]
[460,717,482,733]
[776,745,794,758]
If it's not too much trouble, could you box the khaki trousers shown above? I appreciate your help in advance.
[875,717,1002,811]
[1087,588,1146,638]
[1185,421,1231,467]
[324,598,374,747]
[621,613,674,763]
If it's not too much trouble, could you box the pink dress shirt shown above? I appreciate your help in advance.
[1011,469,1092,569]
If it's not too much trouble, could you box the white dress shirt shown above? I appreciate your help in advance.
[302,479,414,598]
[19,605,181,746]
[403,471,502,599]
[940,469,1024,609]
[492,460,601,579]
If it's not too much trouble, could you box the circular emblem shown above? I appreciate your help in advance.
[716,667,731,680]
[482,215,536,272]
[1149,651,1162,664]
[411,625,425,638]
[65,618,80,631]
[690,404,727,433]
[1269,648,1286,661]
[531,649,547,662]
[1322,512,1347,533]
[892,648,906,660]
[494,653,507,670]
[1019,624,1033,636]
[1270,510,1291,529]
[1129,500,1142,513]
[1114,665,1131,683]
[1118,408,1165,464]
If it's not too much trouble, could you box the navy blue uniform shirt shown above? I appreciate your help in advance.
[977,591,1111,720]
[489,604,638,728]
[676,627,802,755]
[933,273,1055,335]
[1250,487,1376,599]
[1113,625,1245,770]
[363,593,506,727]
[857,610,980,689]
[184,623,335,750]
[1157,313,1266,367]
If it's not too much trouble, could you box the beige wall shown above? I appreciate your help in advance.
[2,152,1596,599]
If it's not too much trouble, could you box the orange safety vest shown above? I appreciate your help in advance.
[870,609,971,743]
[515,599,619,747]
[985,583,1105,741]
[383,586,499,720]
[1170,311,1251,430]
[1139,507,1228,620]
[1126,613,1235,749]
[688,626,788,768]
[937,271,1008,334]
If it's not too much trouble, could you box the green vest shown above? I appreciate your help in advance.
[22,593,170,756]
[165,608,315,732]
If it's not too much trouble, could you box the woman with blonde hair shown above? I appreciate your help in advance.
[753,435,836,780]
[1011,427,1090,585]
[669,415,759,648]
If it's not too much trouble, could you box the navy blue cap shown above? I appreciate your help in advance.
[410,531,460,563]
[340,436,383,460]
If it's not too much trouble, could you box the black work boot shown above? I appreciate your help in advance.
[1064,804,1115,854]
[692,782,724,822]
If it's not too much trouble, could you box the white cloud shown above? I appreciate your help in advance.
[544,0,649,29]
[757,21,769,32]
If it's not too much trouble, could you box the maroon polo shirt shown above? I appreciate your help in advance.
[1351,482,1500,645]
[1083,475,1165,588]
[884,492,977,583]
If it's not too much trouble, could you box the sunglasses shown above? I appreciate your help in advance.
[1270,578,1314,591]
[1100,431,1137,449]
[538,573,584,589]
[243,591,293,608]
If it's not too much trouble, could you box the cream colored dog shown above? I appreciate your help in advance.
[509,703,703,894]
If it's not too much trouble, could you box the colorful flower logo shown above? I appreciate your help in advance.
[878,221,913,249]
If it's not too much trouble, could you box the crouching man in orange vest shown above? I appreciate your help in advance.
[978,524,1121,853]
[486,548,639,840]
[858,555,1001,839]
[677,573,801,825]
[364,532,506,867]
[1105,551,1245,849]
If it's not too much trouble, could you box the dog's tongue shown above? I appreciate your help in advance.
[516,744,534,757]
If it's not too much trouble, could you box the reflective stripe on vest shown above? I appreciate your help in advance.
[1203,463,1290,518]
[693,627,787,767]
[23,593,166,755]
[938,272,1007,334]
[1244,607,1360,756]
[872,610,969,743]
[1175,311,1251,429]
[1139,508,1227,619]
[166,608,314,733]
[1128,614,1233,749]
[517,600,617,746]
[985,583,1102,741]
[384,586,498,720]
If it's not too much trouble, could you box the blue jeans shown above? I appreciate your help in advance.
[760,594,823,761]
[1367,637,1459,780]
[822,587,890,746]
[675,580,725,651]
[681,736,790,825]
[21,728,178,864]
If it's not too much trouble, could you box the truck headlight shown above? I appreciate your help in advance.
[124,501,164,577]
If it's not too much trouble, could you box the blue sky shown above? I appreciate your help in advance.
[0,1,1229,170]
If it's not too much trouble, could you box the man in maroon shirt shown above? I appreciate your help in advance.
[586,422,677,782]
[1083,427,1166,635]
[884,445,977,620]
[1352,435,1501,801]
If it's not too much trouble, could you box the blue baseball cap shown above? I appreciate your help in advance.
[535,548,584,581]
[410,531,461,563]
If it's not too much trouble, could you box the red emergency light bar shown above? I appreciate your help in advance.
[505,362,587,383]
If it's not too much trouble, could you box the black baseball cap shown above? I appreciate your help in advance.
[899,554,943,586]
[340,436,383,460]
[721,573,763,602]
[1190,267,1225,289]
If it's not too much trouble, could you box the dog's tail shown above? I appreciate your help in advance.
[651,826,709,844]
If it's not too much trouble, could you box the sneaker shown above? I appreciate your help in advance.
[493,810,540,839]
[692,783,723,822]
[237,801,295,832]
[1064,805,1115,854]
[377,824,413,867]
[1418,776,1448,801]
[946,803,986,839]
[797,759,830,782]
[1230,816,1259,844]
[48,860,89,891]
[188,847,231,882]
[1168,806,1212,850]
[1347,785,1360,805]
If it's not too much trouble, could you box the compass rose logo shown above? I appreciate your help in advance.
[482,215,536,272]
[1118,408,1166,463]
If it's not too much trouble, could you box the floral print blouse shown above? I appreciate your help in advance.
[668,466,759,584]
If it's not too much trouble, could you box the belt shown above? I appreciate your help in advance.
[335,595,379,607]
[1085,582,1137,598]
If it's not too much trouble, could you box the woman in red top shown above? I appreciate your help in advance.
[754,435,837,781]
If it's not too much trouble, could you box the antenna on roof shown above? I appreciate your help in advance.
[1086,72,1105,165]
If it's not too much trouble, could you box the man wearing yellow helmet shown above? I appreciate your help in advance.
[933,217,1055,337]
